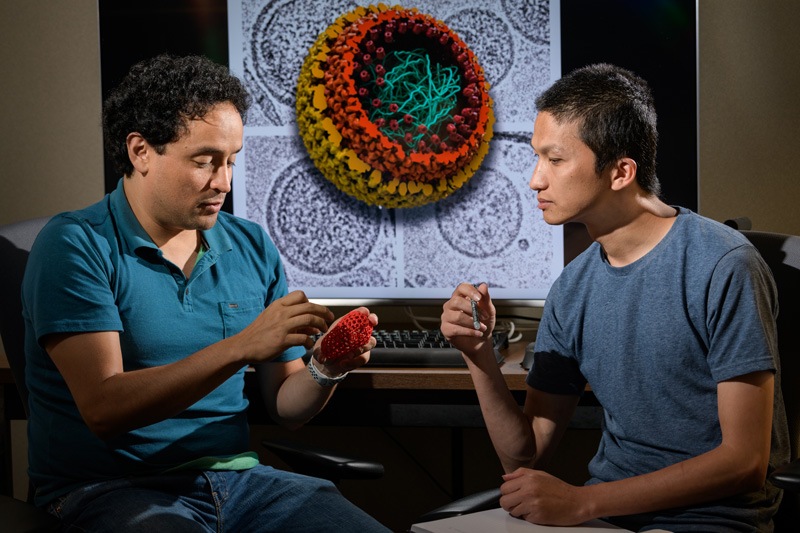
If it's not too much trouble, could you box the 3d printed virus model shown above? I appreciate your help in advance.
[296,3,495,208]
[321,310,374,360]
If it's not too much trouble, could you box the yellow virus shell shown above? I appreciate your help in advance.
[296,3,495,208]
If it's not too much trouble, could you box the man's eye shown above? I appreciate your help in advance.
[550,158,561,164]
[195,160,212,167]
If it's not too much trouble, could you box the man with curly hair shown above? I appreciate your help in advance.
[21,54,390,532]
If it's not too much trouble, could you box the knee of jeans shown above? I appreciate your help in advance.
[301,475,337,492]
[288,474,343,502]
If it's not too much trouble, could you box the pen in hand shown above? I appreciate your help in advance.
[470,299,480,330]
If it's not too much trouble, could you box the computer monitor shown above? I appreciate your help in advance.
[99,0,698,309]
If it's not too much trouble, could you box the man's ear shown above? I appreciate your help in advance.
[609,157,638,191]
[126,132,151,176]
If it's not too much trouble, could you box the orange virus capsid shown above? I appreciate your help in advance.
[296,3,495,208]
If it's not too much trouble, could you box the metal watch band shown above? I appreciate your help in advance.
[308,357,348,386]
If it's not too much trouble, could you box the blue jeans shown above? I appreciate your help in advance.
[46,465,391,532]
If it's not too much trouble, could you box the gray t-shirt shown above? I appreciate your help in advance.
[528,208,789,532]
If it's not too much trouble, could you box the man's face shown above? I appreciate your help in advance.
[143,102,243,232]
[529,111,608,226]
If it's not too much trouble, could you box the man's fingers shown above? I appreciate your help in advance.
[279,292,334,324]
[281,313,329,337]
[442,308,485,336]
[502,469,526,481]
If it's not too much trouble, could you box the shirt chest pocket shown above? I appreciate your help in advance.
[220,297,264,338]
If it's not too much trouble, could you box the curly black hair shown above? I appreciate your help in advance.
[102,54,251,177]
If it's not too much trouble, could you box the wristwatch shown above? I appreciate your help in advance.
[308,357,348,386]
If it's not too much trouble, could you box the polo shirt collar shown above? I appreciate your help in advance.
[110,178,158,257]
[202,213,232,254]
[109,178,233,259]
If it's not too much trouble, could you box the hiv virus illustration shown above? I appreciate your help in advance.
[296,3,495,208]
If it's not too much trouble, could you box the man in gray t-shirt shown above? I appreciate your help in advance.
[441,64,788,532]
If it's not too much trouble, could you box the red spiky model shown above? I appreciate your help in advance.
[321,310,374,360]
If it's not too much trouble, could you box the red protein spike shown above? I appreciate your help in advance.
[320,310,374,360]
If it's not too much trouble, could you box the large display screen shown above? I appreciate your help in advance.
[99,0,698,306]
[226,0,563,304]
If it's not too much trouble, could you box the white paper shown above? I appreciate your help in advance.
[410,508,662,533]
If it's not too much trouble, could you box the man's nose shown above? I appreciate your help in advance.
[212,164,233,193]
[529,159,545,191]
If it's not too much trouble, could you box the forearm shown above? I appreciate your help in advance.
[262,359,337,429]
[47,292,335,440]
[579,443,768,521]
[71,337,247,439]
[464,344,538,472]
[584,374,774,520]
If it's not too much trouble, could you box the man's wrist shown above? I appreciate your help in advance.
[308,357,348,386]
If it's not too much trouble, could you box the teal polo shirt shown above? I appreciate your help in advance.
[22,179,303,506]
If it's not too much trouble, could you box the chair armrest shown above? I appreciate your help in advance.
[415,487,502,523]
[261,438,384,484]
[771,458,800,492]
[0,494,61,532]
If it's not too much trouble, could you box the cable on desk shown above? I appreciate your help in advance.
[496,315,540,344]
[404,306,440,330]
[496,320,523,344]
[403,307,540,345]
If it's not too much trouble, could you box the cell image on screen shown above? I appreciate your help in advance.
[227,0,563,302]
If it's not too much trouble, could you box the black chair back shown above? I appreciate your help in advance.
[742,230,800,527]
[0,216,52,416]
[0,216,63,530]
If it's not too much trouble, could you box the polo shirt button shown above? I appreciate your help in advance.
[185,288,189,295]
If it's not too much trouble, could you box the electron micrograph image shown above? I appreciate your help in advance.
[402,132,560,294]
[245,135,398,288]
[228,0,560,297]
[239,0,356,126]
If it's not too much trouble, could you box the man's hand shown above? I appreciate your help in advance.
[312,307,378,375]
[500,468,589,526]
[440,282,496,357]
[236,290,334,364]
[258,307,378,429]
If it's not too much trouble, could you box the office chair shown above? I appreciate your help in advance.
[0,216,382,531]
[741,230,800,528]
[261,437,384,484]
[0,216,61,532]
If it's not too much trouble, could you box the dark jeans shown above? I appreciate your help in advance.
[46,465,390,532]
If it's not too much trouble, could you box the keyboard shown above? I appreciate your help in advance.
[305,330,508,368]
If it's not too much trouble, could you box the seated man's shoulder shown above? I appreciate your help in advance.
[677,212,770,287]
[37,197,114,247]
[680,210,753,256]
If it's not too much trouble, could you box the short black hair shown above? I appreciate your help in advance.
[102,54,251,177]
[535,63,660,196]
